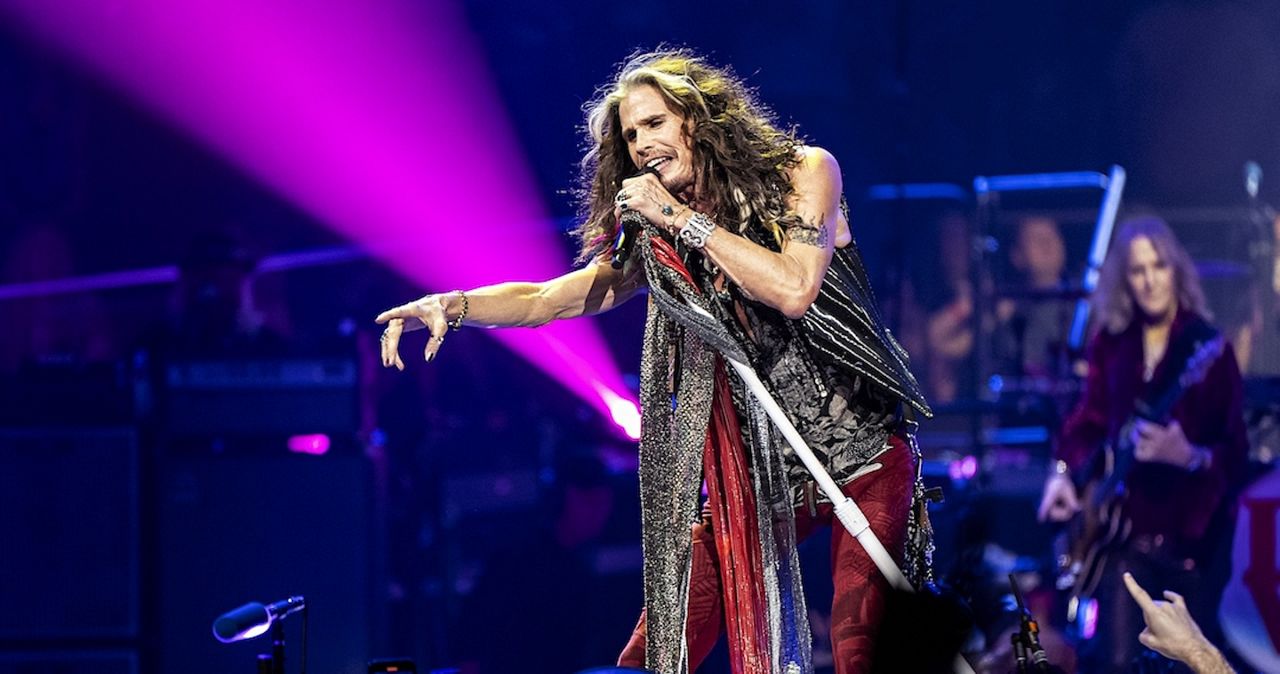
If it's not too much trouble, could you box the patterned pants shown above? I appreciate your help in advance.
[617,436,916,674]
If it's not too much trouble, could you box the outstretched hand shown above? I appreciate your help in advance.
[374,295,451,370]
[1122,572,1230,673]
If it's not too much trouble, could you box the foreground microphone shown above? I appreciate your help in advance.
[1009,575,1057,673]
[212,596,306,643]
[609,165,663,269]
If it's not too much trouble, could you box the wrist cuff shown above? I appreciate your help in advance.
[679,212,716,249]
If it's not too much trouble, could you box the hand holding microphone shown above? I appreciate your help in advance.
[611,209,648,269]
[610,165,677,269]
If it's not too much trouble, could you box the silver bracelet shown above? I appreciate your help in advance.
[678,212,717,249]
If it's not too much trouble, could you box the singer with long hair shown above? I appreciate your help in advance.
[377,49,934,674]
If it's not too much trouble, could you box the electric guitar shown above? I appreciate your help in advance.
[1058,326,1225,630]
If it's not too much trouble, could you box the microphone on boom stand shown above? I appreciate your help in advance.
[212,595,308,674]
[1008,574,1062,674]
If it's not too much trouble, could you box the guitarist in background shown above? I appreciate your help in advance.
[1037,215,1249,672]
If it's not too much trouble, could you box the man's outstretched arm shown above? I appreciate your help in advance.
[374,258,645,369]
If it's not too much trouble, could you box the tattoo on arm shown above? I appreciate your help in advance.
[785,220,830,249]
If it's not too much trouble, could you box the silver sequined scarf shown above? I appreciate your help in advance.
[635,225,813,674]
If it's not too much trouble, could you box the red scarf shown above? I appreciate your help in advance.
[705,361,772,673]
[649,233,772,673]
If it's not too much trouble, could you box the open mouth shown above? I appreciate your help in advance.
[645,157,671,172]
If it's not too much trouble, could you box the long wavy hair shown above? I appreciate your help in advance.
[1093,215,1211,334]
[572,48,804,264]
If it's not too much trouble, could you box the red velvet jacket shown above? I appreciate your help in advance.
[1056,309,1249,547]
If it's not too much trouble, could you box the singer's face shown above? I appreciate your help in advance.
[618,84,696,195]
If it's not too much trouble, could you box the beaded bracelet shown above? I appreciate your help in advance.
[663,204,689,232]
[447,290,469,330]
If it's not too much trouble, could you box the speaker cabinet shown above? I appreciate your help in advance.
[0,429,139,639]
[0,650,138,674]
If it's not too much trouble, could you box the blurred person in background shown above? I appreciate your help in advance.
[895,210,980,405]
[994,215,1073,380]
[922,211,978,403]
[1037,216,1248,672]
[1239,213,1280,375]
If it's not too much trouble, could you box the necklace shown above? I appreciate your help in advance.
[1142,330,1168,382]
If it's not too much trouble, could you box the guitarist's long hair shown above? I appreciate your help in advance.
[1094,215,1212,335]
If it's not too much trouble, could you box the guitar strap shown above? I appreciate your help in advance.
[1133,317,1219,420]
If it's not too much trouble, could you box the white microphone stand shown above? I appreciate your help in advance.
[684,303,975,674]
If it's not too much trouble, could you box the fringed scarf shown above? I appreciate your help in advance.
[635,224,811,674]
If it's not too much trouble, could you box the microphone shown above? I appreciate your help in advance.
[610,209,648,269]
[609,165,664,270]
[1009,574,1054,672]
[1245,161,1262,199]
[212,596,306,643]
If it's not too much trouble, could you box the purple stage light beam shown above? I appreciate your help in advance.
[1,0,640,436]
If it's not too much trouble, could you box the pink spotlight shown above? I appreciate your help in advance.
[287,434,330,456]
[609,395,642,441]
[593,382,640,440]
[0,0,633,427]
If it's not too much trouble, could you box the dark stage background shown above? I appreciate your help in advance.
[1,1,1279,673]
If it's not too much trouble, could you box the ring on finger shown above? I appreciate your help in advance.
[614,190,630,203]
[619,201,629,210]
[380,330,390,342]
[429,334,446,344]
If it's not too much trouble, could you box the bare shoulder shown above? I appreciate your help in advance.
[797,145,839,168]
[789,145,842,191]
